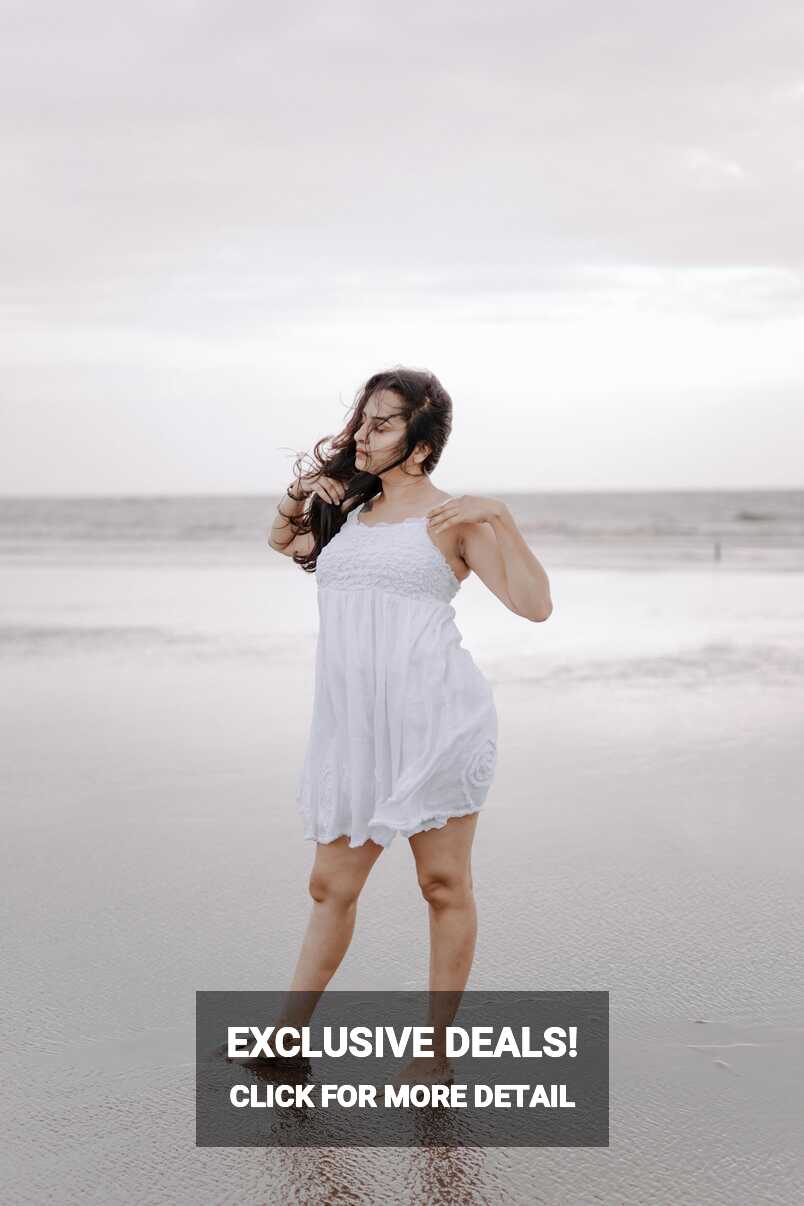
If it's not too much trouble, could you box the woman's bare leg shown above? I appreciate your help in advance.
[276,835,383,1033]
[411,812,479,995]
[399,813,479,1080]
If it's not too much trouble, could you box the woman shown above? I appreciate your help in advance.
[268,367,552,1082]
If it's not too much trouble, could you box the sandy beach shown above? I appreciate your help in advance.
[2,495,803,1204]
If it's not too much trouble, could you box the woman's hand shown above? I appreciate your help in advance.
[426,494,503,534]
[295,471,348,510]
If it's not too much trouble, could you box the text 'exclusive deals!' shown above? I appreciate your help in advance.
[195,991,609,1147]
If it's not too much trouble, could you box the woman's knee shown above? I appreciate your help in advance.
[418,867,474,911]
[308,866,364,909]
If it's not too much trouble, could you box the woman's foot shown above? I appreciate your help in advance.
[394,1054,454,1087]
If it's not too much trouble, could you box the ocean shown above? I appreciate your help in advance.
[2,490,802,689]
[2,488,802,568]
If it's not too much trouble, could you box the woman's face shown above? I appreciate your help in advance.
[354,389,408,473]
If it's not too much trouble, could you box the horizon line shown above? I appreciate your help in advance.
[0,485,802,502]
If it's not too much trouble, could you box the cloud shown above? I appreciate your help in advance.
[2,1,803,328]
[679,148,748,189]
[2,1,804,490]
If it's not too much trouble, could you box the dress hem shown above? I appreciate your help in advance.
[302,802,486,850]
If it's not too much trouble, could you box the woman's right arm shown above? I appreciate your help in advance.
[267,472,346,557]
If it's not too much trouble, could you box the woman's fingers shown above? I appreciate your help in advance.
[305,473,347,507]
[313,483,335,506]
[428,497,457,518]
[317,478,345,506]
[428,500,460,532]
[324,477,347,504]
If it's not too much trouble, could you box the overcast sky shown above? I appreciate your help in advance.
[2,0,803,494]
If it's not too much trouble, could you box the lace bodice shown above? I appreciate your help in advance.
[315,505,461,604]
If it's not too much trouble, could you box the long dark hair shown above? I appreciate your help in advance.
[285,366,453,573]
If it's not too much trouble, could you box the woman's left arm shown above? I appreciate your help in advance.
[427,496,553,623]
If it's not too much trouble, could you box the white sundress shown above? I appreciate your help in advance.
[295,502,498,848]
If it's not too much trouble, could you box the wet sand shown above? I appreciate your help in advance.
[2,558,803,1203]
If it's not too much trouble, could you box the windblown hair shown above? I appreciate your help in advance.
[285,366,453,573]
